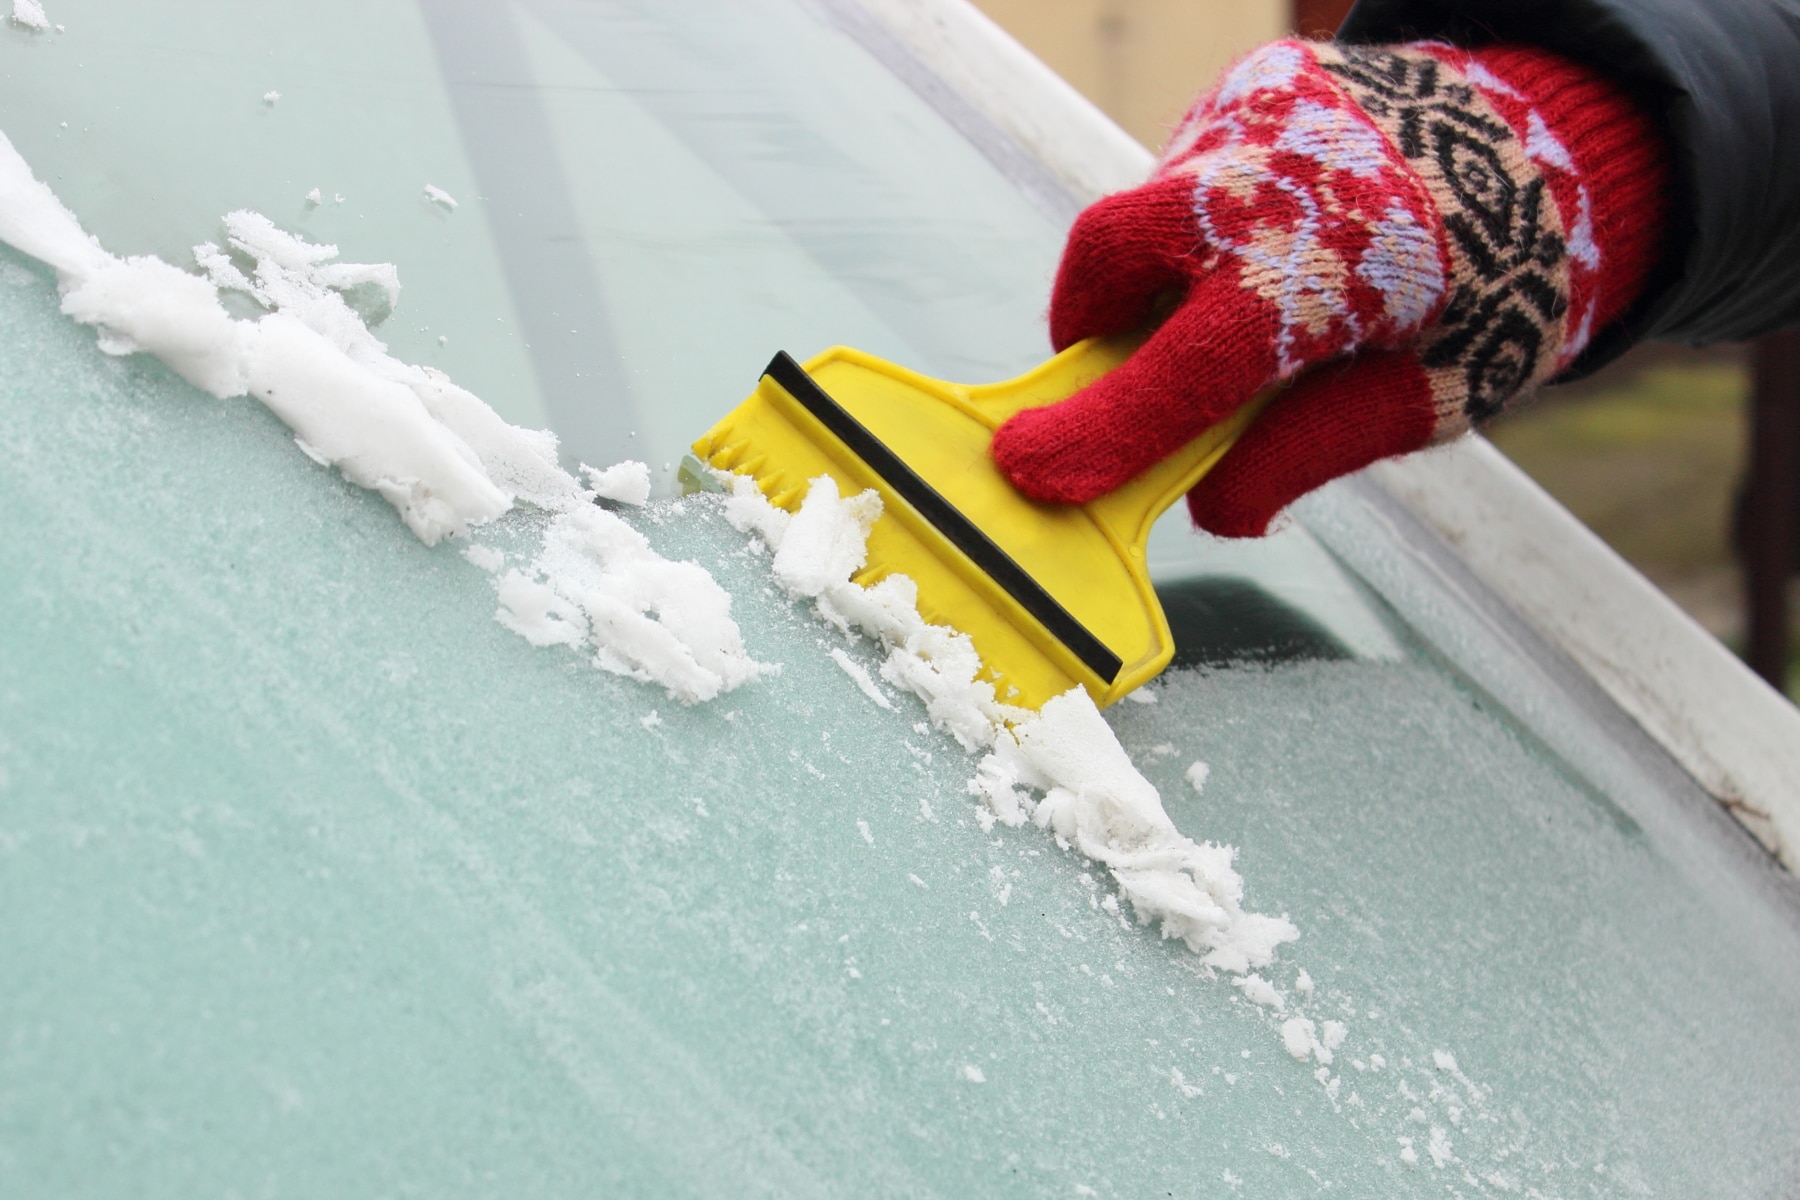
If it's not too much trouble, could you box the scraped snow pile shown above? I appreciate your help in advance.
[0,128,765,703]
[722,474,1299,974]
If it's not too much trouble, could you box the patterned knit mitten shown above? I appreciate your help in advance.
[990,39,1669,537]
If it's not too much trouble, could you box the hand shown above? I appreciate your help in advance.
[992,39,1668,536]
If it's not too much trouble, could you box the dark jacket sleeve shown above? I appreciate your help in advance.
[1338,0,1800,370]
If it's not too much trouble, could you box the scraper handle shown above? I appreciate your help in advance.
[968,334,1277,555]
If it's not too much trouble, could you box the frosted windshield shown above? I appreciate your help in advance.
[0,0,1058,474]
[5,3,1800,1198]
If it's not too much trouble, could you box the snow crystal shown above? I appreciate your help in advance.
[304,188,322,207]
[1234,973,1283,1009]
[722,473,1297,975]
[494,506,771,704]
[1280,1016,1338,1065]
[0,126,766,706]
[262,91,281,106]
[584,460,651,506]
[461,544,504,573]
[10,0,48,32]
[1282,1018,1317,1061]
[961,1064,986,1084]
[830,648,893,709]
[423,184,458,211]
[768,474,880,597]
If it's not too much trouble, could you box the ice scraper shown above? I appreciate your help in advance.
[691,337,1272,713]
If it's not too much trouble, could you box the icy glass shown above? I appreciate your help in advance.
[0,0,1388,656]
[7,247,1800,1197]
[0,0,1060,476]
[6,4,1800,1199]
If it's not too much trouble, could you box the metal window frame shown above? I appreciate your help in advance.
[825,0,1800,866]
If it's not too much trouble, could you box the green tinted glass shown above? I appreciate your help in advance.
[4,3,1799,1197]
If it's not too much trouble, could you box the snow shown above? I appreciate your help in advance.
[10,0,48,32]
[304,188,322,207]
[423,184,458,211]
[0,126,765,705]
[723,472,1298,975]
[830,648,893,709]
[2,110,1292,985]
[1234,973,1283,1009]
[1280,1017,1339,1065]
[1185,761,1210,794]
[961,1064,986,1084]
[768,474,881,598]
[494,506,771,704]
[584,460,650,506]
[462,544,504,573]
[262,90,281,106]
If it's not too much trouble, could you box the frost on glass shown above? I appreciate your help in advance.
[0,0,1068,485]
[7,250,1800,1198]
[7,0,1800,1195]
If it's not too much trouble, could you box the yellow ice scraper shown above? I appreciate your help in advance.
[692,336,1273,713]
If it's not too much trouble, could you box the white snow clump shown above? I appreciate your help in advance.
[584,460,651,506]
[495,505,769,704]
[10,0,48,32]
[0,126,765,705]
[722,472,1298,974]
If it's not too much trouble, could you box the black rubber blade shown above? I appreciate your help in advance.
[763,351,1122,685]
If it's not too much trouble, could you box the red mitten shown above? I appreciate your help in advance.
[991,40,1669,536]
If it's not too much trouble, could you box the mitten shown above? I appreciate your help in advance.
[991,39,1670,536]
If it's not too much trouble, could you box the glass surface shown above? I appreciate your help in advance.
[0,0,1062,479]
[6,248,1800,1197]
[5,4,1800,1198]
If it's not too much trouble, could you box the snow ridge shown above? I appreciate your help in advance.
[721,473,1298,973]
[0,126,764,703]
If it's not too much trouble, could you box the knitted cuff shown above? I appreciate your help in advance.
[1467,43,1669,348]
[1397,41,1672,437]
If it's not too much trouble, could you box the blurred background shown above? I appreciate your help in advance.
[968,0,1800,701]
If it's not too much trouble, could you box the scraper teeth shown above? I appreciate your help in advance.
[707,438,748,471]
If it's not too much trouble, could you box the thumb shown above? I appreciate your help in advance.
[993,280,1283,505]
[1186,350,1439,538]
[1049,176,1198,352]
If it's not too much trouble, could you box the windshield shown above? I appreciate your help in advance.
[5,3,1800,1198]
[0,0,1064,471]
